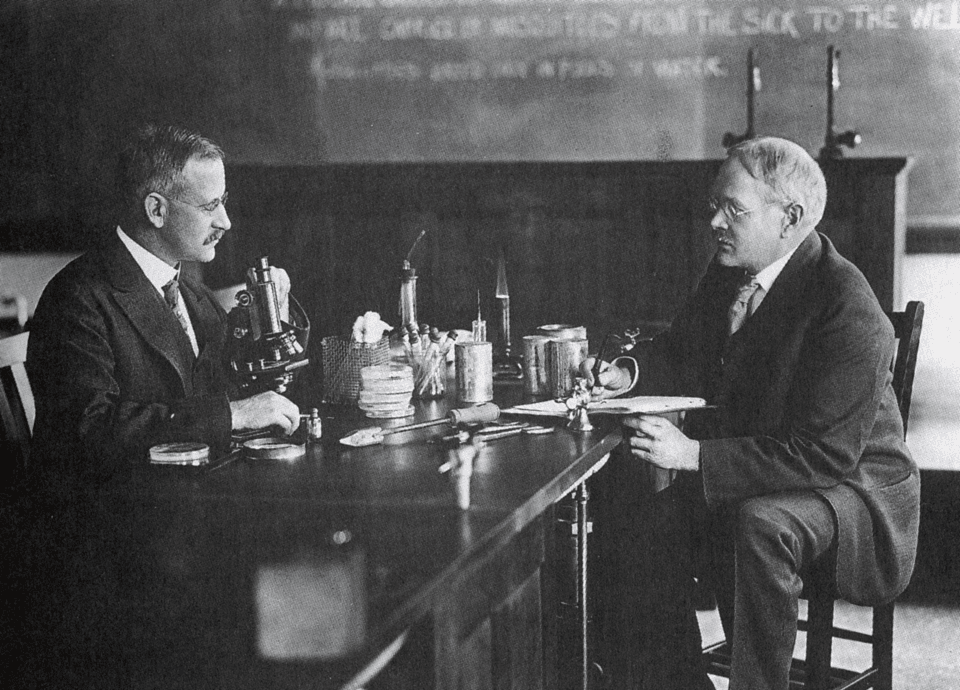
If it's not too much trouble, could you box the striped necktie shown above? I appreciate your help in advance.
[728,277,761,335]
[162,278,199,356]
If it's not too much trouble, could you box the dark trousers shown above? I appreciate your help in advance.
[593,454,837,690]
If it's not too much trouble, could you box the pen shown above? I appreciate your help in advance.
[591,333,610,388]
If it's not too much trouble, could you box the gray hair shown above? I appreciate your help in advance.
[727,137,827,229]
[116,124,224,219]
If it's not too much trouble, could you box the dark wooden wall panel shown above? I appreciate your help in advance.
[215,159,908,353]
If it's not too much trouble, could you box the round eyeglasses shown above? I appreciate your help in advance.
[165,191,229,215]
[707,198,788,224]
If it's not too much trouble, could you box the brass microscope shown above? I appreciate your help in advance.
[226,256,310,394]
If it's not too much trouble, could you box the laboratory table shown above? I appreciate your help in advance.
[11,385,622,690]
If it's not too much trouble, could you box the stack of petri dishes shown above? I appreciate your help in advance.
[358,364,415,418]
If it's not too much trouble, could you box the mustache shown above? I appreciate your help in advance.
[204,229,226,245]
[714,229,733,243]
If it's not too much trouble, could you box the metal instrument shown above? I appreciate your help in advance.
[564,326,647,432]
[493,248,522,379]
[399,228,426,332]
[339,402,501,447]
[399,260,418,332]
[564,378,595,432]
[722,47,760,149]
[820,45,862,160]
[227,256,309,394]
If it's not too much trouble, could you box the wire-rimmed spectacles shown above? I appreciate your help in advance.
[708,198,778,223]
[165,191,229,215]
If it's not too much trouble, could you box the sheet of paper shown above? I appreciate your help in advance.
[502,396,708,418]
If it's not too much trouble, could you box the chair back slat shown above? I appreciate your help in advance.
[886,301,924,437]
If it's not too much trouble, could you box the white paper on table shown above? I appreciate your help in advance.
[502,396,708,418]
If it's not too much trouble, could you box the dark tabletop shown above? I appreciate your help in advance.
[11,382,621,689]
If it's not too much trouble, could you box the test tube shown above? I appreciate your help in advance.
[472,318,487,343]
[472,288,487,342]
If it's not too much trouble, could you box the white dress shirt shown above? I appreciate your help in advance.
[749,238,804,316]
[117,227,199,356]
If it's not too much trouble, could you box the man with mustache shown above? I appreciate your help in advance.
[587,137,919,689]
[27,124,301,485]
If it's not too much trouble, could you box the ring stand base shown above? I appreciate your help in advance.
[567,407,595,433]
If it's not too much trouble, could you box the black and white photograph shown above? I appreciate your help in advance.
[2,0,958,688]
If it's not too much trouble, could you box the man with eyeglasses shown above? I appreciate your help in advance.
[586,137,919,689]
[27,124,302,486]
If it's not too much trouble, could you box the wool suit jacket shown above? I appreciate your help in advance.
[27,234,234,483]
[636,231,920,605]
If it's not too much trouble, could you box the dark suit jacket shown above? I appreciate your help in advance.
[637,231,920,605]
[27,235,234,483]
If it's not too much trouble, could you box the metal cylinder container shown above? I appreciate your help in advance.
[547,338,589,399]
[455,341,494,403]
[522,334,551,397]
[537,324,587,341]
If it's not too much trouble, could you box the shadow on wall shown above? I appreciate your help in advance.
[0,253,81,318]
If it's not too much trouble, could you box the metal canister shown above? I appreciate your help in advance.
[547,338,589,399]
[537,324,587,341]
[455,341,494,403]
[522,334,551,397]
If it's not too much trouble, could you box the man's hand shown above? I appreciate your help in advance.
[622,414,700,471]
[580,356,634,400]
[230,391,300,435]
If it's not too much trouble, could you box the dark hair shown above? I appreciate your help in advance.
[115,124,224,219]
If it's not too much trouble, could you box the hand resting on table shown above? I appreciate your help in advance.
[230,391,300,435]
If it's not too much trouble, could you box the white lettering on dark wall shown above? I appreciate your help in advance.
[294,4,957,45]
[281,0,960,32]
[909,1,960,27]
[310,53,729,82]
[293,1,958,87]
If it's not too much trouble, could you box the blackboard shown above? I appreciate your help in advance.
[1,0,958,237]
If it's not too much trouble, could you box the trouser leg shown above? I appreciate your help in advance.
[597,461,712,690]
[726,492,837,690]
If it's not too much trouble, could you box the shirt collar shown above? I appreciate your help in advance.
[116,226,179,295]
[753,239,802,293]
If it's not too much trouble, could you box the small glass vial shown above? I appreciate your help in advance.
[472,317,487,343]
[306,408,322,441]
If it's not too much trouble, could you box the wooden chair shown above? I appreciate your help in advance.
[1,332,34,490]
[703,300,924,690]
